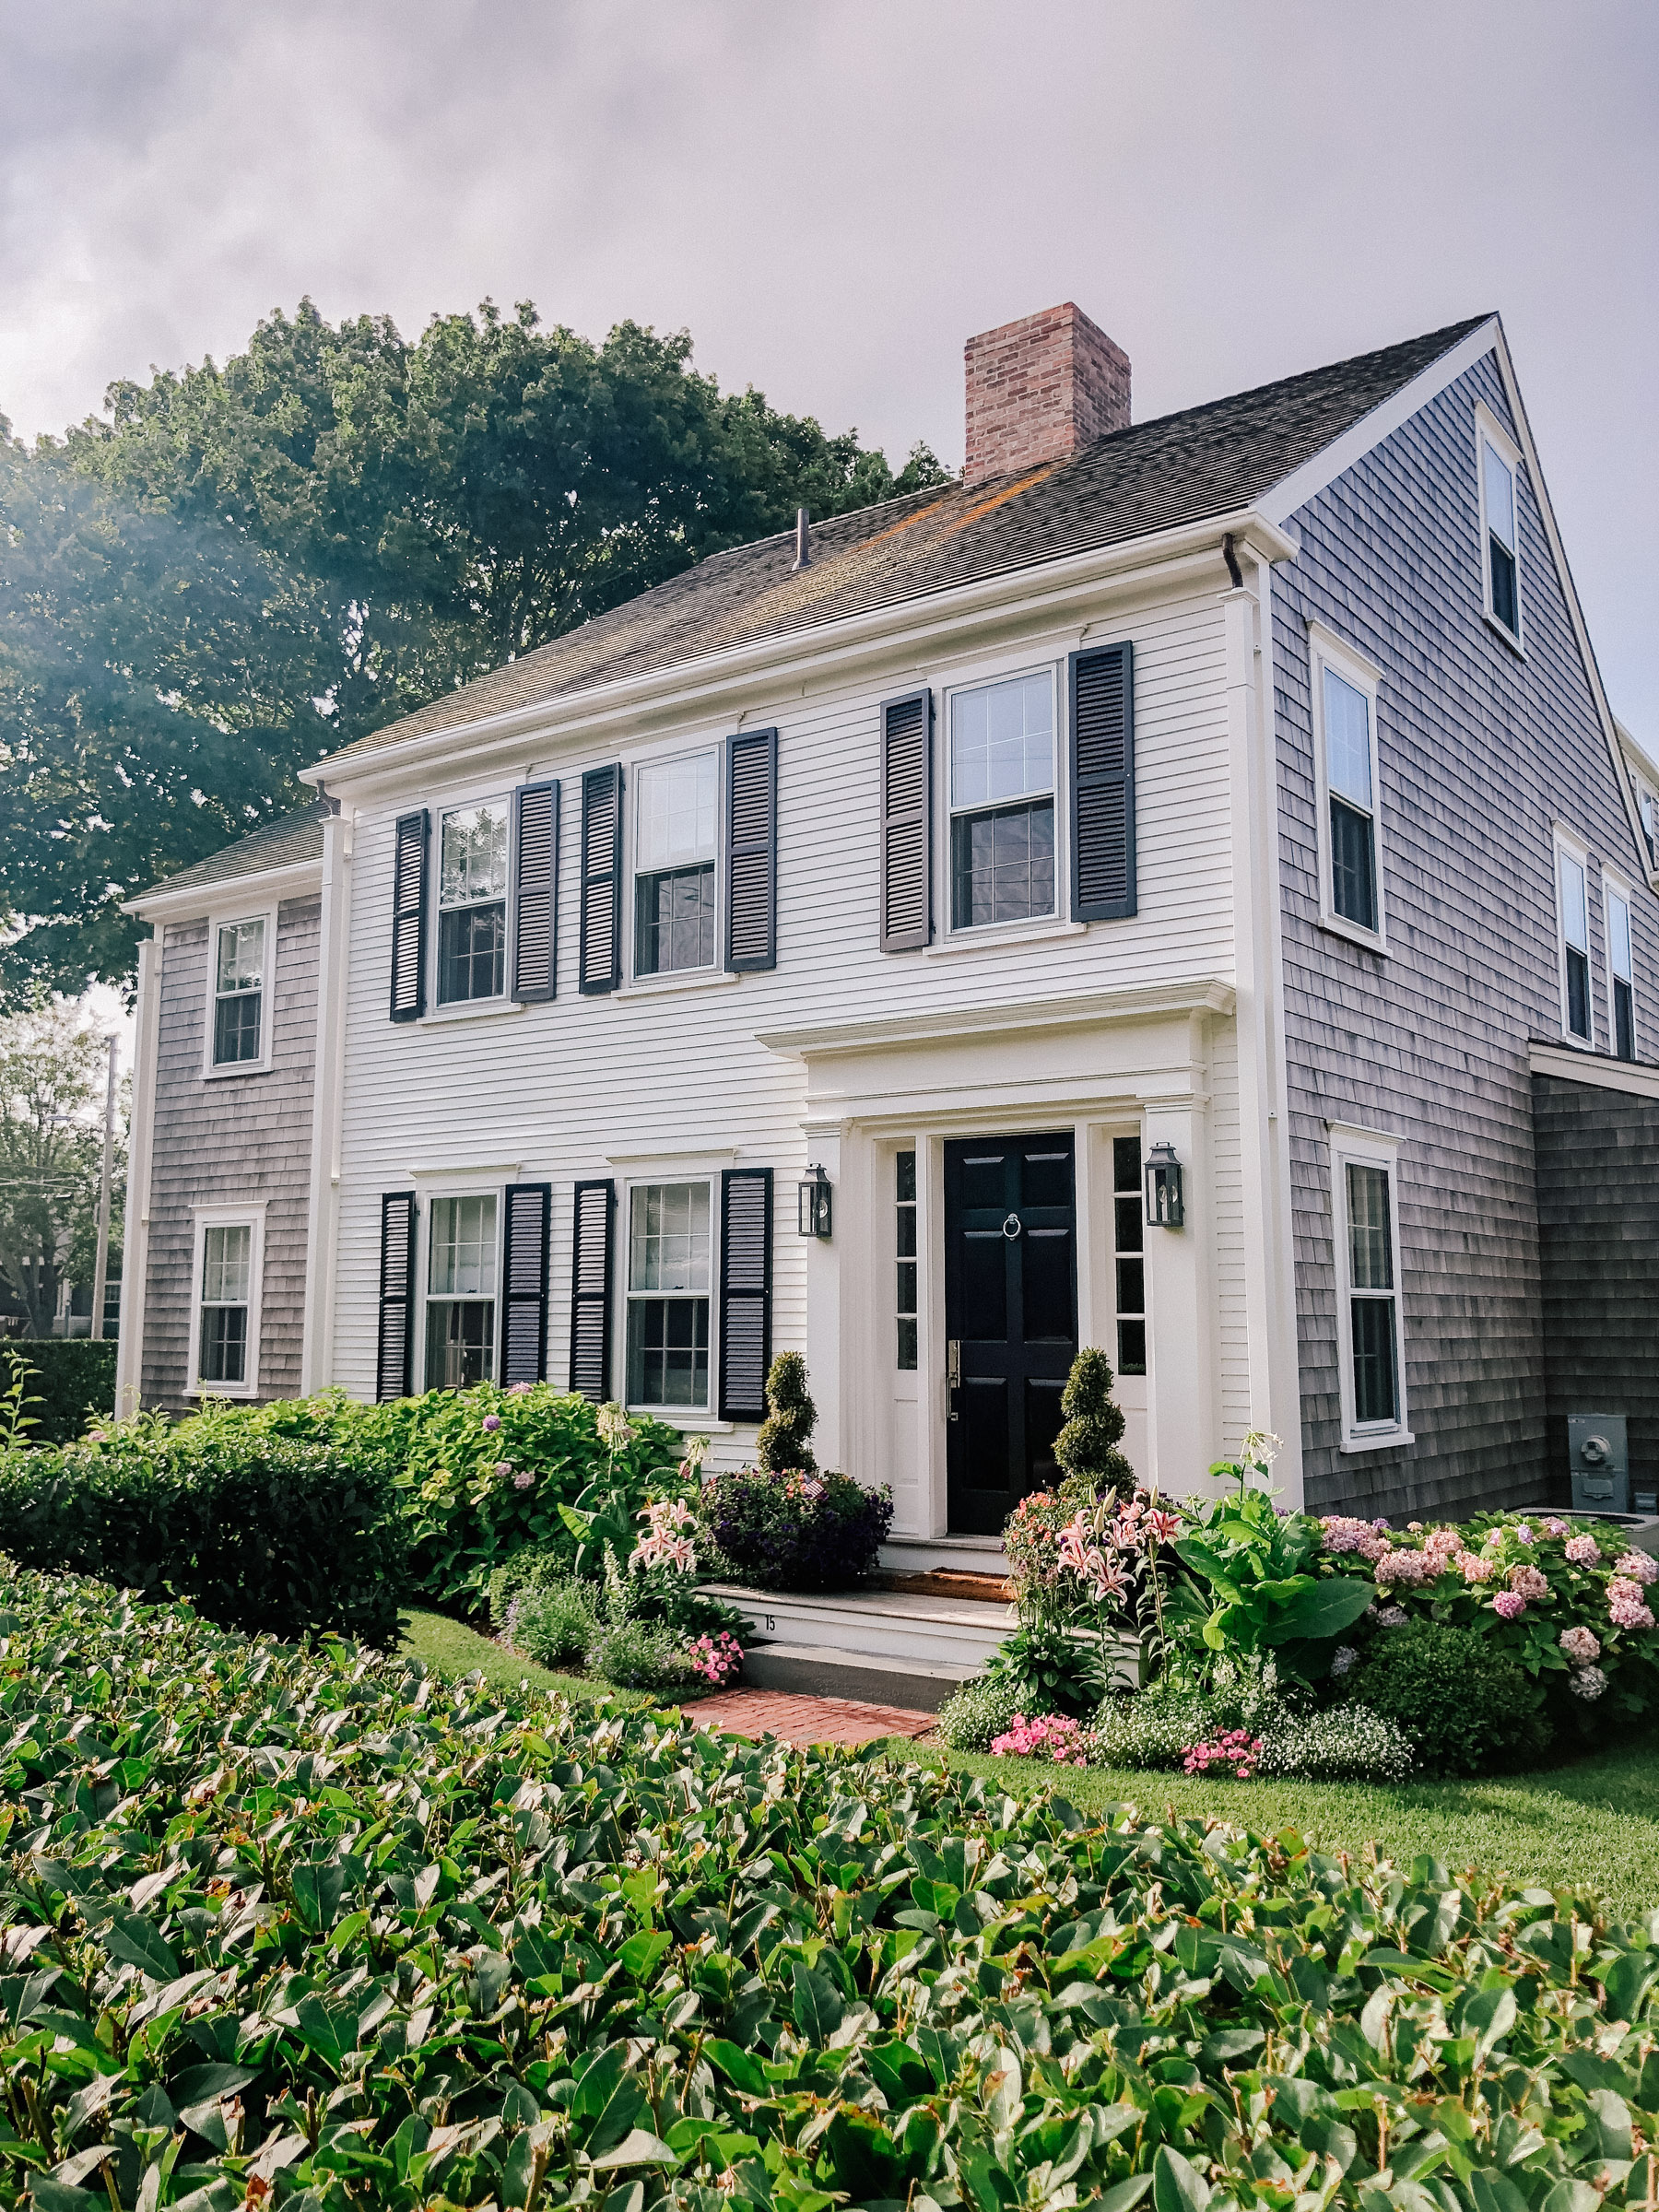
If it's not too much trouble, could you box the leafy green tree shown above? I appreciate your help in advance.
[0,998,124,1337]
[1,300,945,998]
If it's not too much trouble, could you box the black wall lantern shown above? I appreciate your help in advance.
[1144,1141,1185,1229]
[797,1163,833,1240]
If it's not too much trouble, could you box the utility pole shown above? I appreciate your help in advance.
[91,1033,118,1341]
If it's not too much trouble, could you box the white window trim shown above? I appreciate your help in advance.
[1307,619,1387,952]
[1474,399,1525,653]
[1604,868,1636,1058]
[1553,826,1594,1050]
[430,794,513,1012]
[622,1172,719,1420]
[418,1182,504,1391]
[941,661,1065,940]
[201,905,277,1078]
[184,1202,267,1399]
[629,741,724,984]
[1326,1122,1412,1453]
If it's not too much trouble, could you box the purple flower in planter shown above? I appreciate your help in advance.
[482,1413,501,1433]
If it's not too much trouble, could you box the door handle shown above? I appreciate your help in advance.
[947,1339,961,1389]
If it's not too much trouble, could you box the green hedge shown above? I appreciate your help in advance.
[0,1559,1653,2212]
[0,1415,407,1644]
[0,1335,116,1442]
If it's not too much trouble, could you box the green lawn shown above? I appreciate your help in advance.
[403,1610,1659,1919]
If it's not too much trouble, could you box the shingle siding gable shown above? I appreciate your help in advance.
[1275,350,1653,1519]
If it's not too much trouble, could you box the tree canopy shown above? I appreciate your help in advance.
[0,300,944,997]
[0,998,124,1338]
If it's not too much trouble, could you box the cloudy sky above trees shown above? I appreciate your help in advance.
[2,0,1654,727]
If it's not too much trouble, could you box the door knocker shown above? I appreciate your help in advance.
[1002,1212,1022,1240]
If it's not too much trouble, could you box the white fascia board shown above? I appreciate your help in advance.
[1529,1040,1659,1102]
[299,509,1298,802]
[123,856,324,924]
[1257,317,1503,527]
[1617,717,1659,786]
[759,977,1237,1061]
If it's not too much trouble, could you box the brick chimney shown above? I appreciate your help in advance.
[962,302,1131,487]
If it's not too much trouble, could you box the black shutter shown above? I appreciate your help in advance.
[579,765,623,994]
[501,1182,551,1384]
[569,1179,615,1401]
[390,809,429,1020]
[880,689,933,950]
[719,1168,772,1420]
[1069,643,1136,921]
[512,781,559,1002]
[376,1192,418,1401]
[725,728,778,971]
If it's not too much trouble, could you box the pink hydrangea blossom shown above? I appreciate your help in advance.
[1544,1518,1570,1538]
[1376,1605,1408,1627]
[512,1471,534,1490]
[991,1712,1094,1766]
[1608,1578,1656,1630]
[1569,1665,1608,1701]
[507,1381,533,1395]
[481,1413,501,1432]
[1508,1564,1549,1602]
[1406,1521,1424,1534]
[1376,1547,1430,1589]
[494,1460,513,1479]
[1321,1515,1390,1561]
[1491,1590,1527,1620]
[1514,1524,1534,1544]
[1565,1534,1601,1567]
[1462,1553,1495,1583]
[1559,1626,1601,1663]
[1615,1550,1658,1585]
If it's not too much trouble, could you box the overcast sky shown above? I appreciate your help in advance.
[2,0,1655,729]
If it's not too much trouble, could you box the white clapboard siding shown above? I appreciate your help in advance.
[331,584,1243,1468]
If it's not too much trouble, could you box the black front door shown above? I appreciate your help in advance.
[944,1133,1078,1535]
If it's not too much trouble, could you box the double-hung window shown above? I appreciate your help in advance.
[1309,623,1384,945]
[426,1194,498,1387]
[1557,835,1593,1044]
[210,916,268,1068]
[1477,407,1524,644]
[948,672,1056,930]
[1329,1124,1409,1450]
[626,1181,711,1408]
[634,753,717,976]
[1606,876,1635,1060]
[438,804,508,1004]
[188,1207,264,1397]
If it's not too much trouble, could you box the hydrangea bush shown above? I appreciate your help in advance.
[1320,1508,1659,1732]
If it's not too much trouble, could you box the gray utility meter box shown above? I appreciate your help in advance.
[1568,1414,1630,1515]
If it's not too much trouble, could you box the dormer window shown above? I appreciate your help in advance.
[1477,406,1524,645]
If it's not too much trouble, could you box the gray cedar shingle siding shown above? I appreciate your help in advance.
[1275,349,1654,1520]
[140,897,319,1412]
[1532,1072,1659,1498]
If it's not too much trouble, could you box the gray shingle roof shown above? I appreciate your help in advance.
[318,314,1490,766]
[133,801,326,904]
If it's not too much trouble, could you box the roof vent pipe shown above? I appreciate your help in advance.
[793,507,811,570]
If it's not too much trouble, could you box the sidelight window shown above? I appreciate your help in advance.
[634,752,718,975]
[627,1181,711,1408]
[426,1194,498,1387]
[895,1150,918,1370]
[948,672,1056,929]
[1112,1136,1147,1376]
[438,804,509,1004]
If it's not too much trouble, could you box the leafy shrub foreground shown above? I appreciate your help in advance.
[0,1570,1657,2211]
[0,1340,116,1445]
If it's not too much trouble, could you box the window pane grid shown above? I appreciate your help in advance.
[627,1182,711,1409]
[440,806,508,906]
[430,1195,497,1297]
[213,919,265,1065]
[896,1149,917,1370]
[198,1222,253,1387]
[949,674,1054,809]
[438,806,508,1004]
[1343,1160,1400,1429]
[1112,1135,1147,1377]
[950,800,1055,929]
[636,863,715,975]
[637,755,717,869]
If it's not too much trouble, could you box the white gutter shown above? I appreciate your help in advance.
[123,855,324,925]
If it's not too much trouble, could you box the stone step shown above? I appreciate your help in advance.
[700,1581,1014,1669]
[736,1641,967,1713]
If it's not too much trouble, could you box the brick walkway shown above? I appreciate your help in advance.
[688,1687,937,1747]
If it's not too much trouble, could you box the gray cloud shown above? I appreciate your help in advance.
[1,0,1654,725]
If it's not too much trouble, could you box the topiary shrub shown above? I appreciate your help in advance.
[700,1466,892,1592]
[1052,1347,1135,1500]
[1345,1618,1551,1775]
[756,1350,817,1472]
[1,1340,117,1445]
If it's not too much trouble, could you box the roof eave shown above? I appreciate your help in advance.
[123,854,325,925]
[301,506,1298,797]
